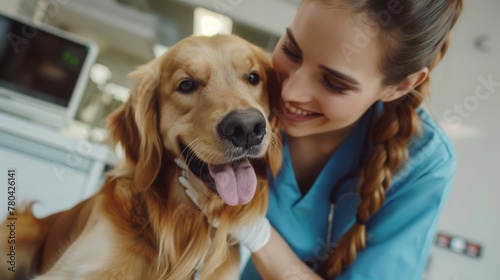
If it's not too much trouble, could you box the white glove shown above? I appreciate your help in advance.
[175,158,271,252]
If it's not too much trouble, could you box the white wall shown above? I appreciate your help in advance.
[170,0,297,36]
[0,0,22,15]
[425,0,500,279]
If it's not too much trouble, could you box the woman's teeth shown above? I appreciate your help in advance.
[285,102,314,116]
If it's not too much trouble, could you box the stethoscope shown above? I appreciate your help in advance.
[325,105,377,248]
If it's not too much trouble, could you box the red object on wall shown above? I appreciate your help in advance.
[436,233,451,248]
[435,232,482,258]
[465,242,482,257]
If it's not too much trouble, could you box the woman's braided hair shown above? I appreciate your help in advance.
[317,0,464,278]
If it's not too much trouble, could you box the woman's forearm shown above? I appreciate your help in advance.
[251,227,323,280]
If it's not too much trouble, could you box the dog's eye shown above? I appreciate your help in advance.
[177,79,198,93]
[247,72,260,85]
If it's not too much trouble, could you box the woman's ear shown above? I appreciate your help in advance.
[380,67,429,102]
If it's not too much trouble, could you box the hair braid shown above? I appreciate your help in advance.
[317,93,421,278]
[317,16,458,279]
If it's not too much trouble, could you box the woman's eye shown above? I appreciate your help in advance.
[248,72,260,85]
[322,76,348,94]
[281,41,301,62]
[177,79,198,93]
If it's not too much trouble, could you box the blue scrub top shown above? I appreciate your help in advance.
[242,102,456,280]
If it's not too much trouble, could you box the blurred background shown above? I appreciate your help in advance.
[0,0,498,279]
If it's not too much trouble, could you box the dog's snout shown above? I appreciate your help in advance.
[218,110,266,149]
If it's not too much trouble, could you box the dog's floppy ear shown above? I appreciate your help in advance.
[108,59,163,192]
[251,45,283,177]
[265,69,283,178]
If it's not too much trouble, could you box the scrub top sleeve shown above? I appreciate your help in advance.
[334,152,456,280]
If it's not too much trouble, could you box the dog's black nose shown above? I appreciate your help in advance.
[218,110,266,149]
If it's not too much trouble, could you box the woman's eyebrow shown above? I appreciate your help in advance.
[318,65,360,85]
[286,27,360,87]
[286,28,302,53]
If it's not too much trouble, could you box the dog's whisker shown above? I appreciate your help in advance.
[272,108,288,126]
[266,134,282,160]
[192,141,217,163]
[183,137,213,180]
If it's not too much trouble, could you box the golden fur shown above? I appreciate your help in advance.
[1,34,281,280]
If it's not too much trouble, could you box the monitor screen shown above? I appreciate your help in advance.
[0,11,98,128]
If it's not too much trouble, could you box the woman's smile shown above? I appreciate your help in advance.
[279,99,322,123]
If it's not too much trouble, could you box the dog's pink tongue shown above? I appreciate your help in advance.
[208,159,257,206]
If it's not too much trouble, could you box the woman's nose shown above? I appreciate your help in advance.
[281,67,314,103]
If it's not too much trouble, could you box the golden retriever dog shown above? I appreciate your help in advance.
[0,34,281,280]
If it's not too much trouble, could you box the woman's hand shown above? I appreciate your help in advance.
[175,158,272,252]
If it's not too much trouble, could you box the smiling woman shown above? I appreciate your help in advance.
[179,0,465,279]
